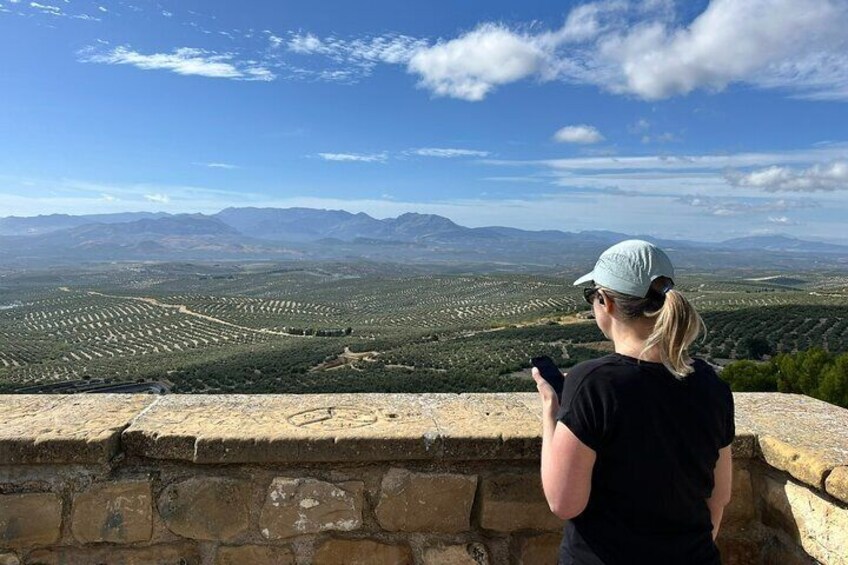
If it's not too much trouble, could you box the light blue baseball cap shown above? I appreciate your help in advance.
[573,239,675,297]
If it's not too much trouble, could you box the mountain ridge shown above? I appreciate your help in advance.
[1,207,846,268]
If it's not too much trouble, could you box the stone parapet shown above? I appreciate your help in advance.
[0,392,846,564]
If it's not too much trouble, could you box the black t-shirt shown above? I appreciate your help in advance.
[555,353,735,565]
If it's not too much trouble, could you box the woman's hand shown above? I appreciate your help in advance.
[532,367,561,417]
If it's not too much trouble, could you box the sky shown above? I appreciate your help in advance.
[1,0,848,243]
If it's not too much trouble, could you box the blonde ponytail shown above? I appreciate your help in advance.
[641,288,705,378]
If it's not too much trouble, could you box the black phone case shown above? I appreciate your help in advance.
[532,356,564,398]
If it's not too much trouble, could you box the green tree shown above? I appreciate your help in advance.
[742,336,773,360]
[773,348,832,396]
[721,360,777,392]
[819,353,848,409]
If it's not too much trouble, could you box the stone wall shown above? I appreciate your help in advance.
[0,392,846,564]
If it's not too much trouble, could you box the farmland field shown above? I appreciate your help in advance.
[1,262,847,393]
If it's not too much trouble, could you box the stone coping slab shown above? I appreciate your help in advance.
[0,394,157,465]
[2,392,847,502]
[733,393,848,501]
[120,393,545,464]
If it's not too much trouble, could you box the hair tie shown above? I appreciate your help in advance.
[662,283,674,295]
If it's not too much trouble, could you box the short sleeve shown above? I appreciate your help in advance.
[555,364,613,451]
[720,384,735,448]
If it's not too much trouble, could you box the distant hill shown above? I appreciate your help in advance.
[0,211,168,236]
[1,207,846,268]
[718,235,848,254]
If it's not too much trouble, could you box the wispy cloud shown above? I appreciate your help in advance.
[768,215,801,225]
[676,194,819,216]
[317,152,388,163]
[144,193,170,204]
[195,162,239,170]
[553,125,604,144]
[79,46,275,81]
[481,144,848,211]
[485,144,848,172]
[411,148,489,158]
[276,31,427,83]
[30,2,61,14]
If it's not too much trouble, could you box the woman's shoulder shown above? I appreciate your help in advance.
[564,354,633,384]
[689,357,729,386]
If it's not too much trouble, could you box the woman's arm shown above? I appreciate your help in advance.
[541,417,597,519]
[706,445,733,540]
[532,367,597,520]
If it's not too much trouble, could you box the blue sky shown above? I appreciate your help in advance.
[1,0,848,242]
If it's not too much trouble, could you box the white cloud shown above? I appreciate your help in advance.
[400,0,848,101]
[407,23,546,101]
[412,148,489,158]
[590,0,848,100]
[726,161,848,192]
[317,152,387,163]
[144,193,170,204]
[553,125,604,144]
[79,46,276,81]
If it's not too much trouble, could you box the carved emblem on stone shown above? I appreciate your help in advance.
[287,406,379,429]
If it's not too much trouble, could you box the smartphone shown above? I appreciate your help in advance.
[531,356,564,399]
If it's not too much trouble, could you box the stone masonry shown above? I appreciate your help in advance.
[0,392,846,564]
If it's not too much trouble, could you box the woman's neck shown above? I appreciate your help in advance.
[610,321,662,362]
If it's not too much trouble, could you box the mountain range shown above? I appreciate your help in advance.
[1,207,846,270]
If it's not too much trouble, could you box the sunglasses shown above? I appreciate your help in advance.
[582,287,605,305]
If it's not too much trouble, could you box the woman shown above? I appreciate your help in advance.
[532,239,735,565]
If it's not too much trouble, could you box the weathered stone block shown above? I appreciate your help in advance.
[25,542,200,565]
[760,476,848,564]
[428,394,542,459]
[157,477,251,541]
[375,468,477,532]
[71,481,152,543]
[0,553,19,565]
[518,533,560,565]
[313,539,414,565]
[422,543,489,565]
[0,493,61,548]
[215,544,295,565]
[722,467,755,531]
[259,477,363,539]
[825,465,848,504]
[0,394,156,465]
[479,473,563,532]
[759,436,832,490]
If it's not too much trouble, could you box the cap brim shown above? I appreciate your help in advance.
[572,272,594,286]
